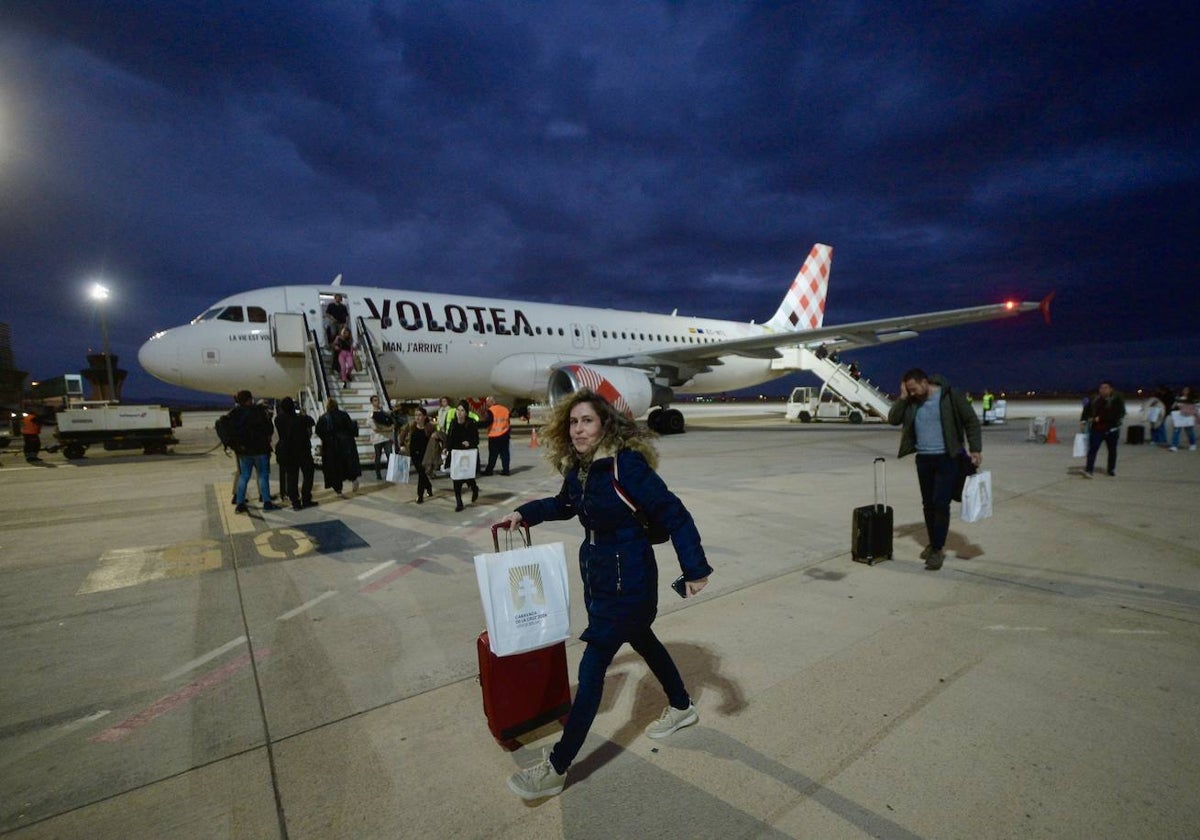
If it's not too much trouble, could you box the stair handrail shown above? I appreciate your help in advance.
[354,315,393,408]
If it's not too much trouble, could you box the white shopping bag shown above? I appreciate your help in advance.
[450,448,478,480]
[1072,433,1088,458]
[474,541,571,656]
[961,470,993,523]
[385,453,410,483]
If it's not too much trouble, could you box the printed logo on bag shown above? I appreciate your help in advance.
[508,563,548,627]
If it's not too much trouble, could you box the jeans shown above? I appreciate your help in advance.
[236,453,272,504]
[1086,428,1119,474]
[549,625,689,775]
[1171,425,1197,448]
[374,441,393,478]
[915,453,958,552]
[1150,424,1167,446]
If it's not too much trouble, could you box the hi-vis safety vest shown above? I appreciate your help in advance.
[21,413,40,435]
[487,404,511,438]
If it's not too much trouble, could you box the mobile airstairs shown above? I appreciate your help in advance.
[771,346,894,422]
[292,315,394,470]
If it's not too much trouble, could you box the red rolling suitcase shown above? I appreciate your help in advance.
[477,524,572,750]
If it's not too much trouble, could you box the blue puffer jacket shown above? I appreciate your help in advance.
[517,448,712,646]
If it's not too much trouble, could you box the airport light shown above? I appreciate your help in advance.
[88,281,116,402]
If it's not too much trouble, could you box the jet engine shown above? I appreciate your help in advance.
[547,364,656,420]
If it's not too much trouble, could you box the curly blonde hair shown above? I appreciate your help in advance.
[540,389,658,473]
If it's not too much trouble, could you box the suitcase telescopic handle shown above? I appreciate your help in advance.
[873,457,887,509]
[491,521,532,551]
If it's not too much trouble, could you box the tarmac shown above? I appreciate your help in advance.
[1,402,1197,839]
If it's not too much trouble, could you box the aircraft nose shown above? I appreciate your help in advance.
[138,329,181,385]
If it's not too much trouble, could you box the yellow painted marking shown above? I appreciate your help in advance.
[254,528,316,560]
[215,484,256,535]
[162,539,224,577]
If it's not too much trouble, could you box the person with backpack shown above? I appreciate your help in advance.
[222,390,278,513]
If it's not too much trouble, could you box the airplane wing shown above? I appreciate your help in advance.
[579,298,1047,387]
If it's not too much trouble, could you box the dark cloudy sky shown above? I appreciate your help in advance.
[1,1,1197,402]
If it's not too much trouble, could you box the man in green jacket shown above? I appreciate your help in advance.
[887,369,982,570]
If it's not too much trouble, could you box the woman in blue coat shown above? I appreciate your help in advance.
[498,389,712,800]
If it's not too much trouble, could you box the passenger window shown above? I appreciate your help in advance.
[217,307,244,322]
[247,307,268,323]
[535,327,542,335]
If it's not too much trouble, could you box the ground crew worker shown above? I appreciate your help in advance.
[982,389,995,424]
[21,411,43,462]
[482,395,511,476]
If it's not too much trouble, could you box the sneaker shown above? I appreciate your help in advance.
[303,499,318,508]
[645,703,698,739]
[235,503,249,514]
[1082,470,1094,478]
[507,749,565,800]
[1190,445,1197,451]
[1107,471,1116,477]
[455,503,464,512]
[263,502,280,511]
[924,550,944,571]
[919,545,935,562]
[471,484,479,503]
[1169,446,1177,452]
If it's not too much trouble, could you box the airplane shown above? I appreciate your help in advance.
[138,244,1050,433]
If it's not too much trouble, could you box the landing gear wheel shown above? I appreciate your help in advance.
[661,408,685,435]
[647,408,663,433]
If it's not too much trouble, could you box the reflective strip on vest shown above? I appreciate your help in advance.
[488,405,511,438]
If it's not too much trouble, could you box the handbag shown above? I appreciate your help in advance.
[1171,410,1196,429]
[961,470,993,523]
[473,532,571,657]
[1072,432,1088,458]
[611,453,670,544]
[450,448,479,480]
[385,453,410,483]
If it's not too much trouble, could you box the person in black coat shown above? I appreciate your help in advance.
[499,389,712,800]
[316,397,362,496]
[275,397,317,510]
[228,390,277,513]
[445,400,480,511]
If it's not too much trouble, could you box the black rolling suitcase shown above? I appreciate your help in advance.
[1125,425,1145,445]
[852,457,893,565]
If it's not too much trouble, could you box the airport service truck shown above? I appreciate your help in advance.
[53,402,180,459]
[785,385,872,424]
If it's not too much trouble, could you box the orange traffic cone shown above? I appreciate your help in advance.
[1045,418,1058,444]
[529,429,539,448]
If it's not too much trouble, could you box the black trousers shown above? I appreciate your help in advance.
[485,433,511,474]
[280,457,315,504]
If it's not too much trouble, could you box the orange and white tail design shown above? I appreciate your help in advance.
[766,243,833,331]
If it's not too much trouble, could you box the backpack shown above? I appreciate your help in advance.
[215,411,246,454]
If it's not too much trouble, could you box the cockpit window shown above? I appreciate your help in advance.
[217,307,245,322]
[191,307,224,324]
[247,306,268,323]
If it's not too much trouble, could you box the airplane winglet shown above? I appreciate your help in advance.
[1039,291,1055,325]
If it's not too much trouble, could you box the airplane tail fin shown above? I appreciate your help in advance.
[766,243,833,332]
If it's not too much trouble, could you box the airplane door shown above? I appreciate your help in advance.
[271,313,307,356]
[570,323,585,349]
[587,324,601,350]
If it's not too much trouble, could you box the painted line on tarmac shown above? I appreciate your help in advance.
[1099,628,1168,635]
[161,636,248,681]
[277,590,338,621]
[91,649,270,743]
[215,484,257,536]
[357,559,397,581]
[982,625,1048,632]
[359,557,429,594]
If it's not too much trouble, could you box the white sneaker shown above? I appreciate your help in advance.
[1190,445,1197,451]
[507,749,565,800]
[1169,446,1178,452]
[645,703,699,739]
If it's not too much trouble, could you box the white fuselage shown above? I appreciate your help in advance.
[138,285,786,400]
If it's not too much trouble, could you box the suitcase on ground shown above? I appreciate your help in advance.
[1126,425,1145,445]
[852,457,893,565]
[477,523,572,750]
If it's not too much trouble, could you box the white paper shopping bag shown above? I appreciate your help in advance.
[385,453,410,483]
[961,470,993,523]
[474,541,571,656]
[450,448,479,480]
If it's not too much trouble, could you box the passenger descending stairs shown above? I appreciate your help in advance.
[318,346,385,470]
[804,353,894,419]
